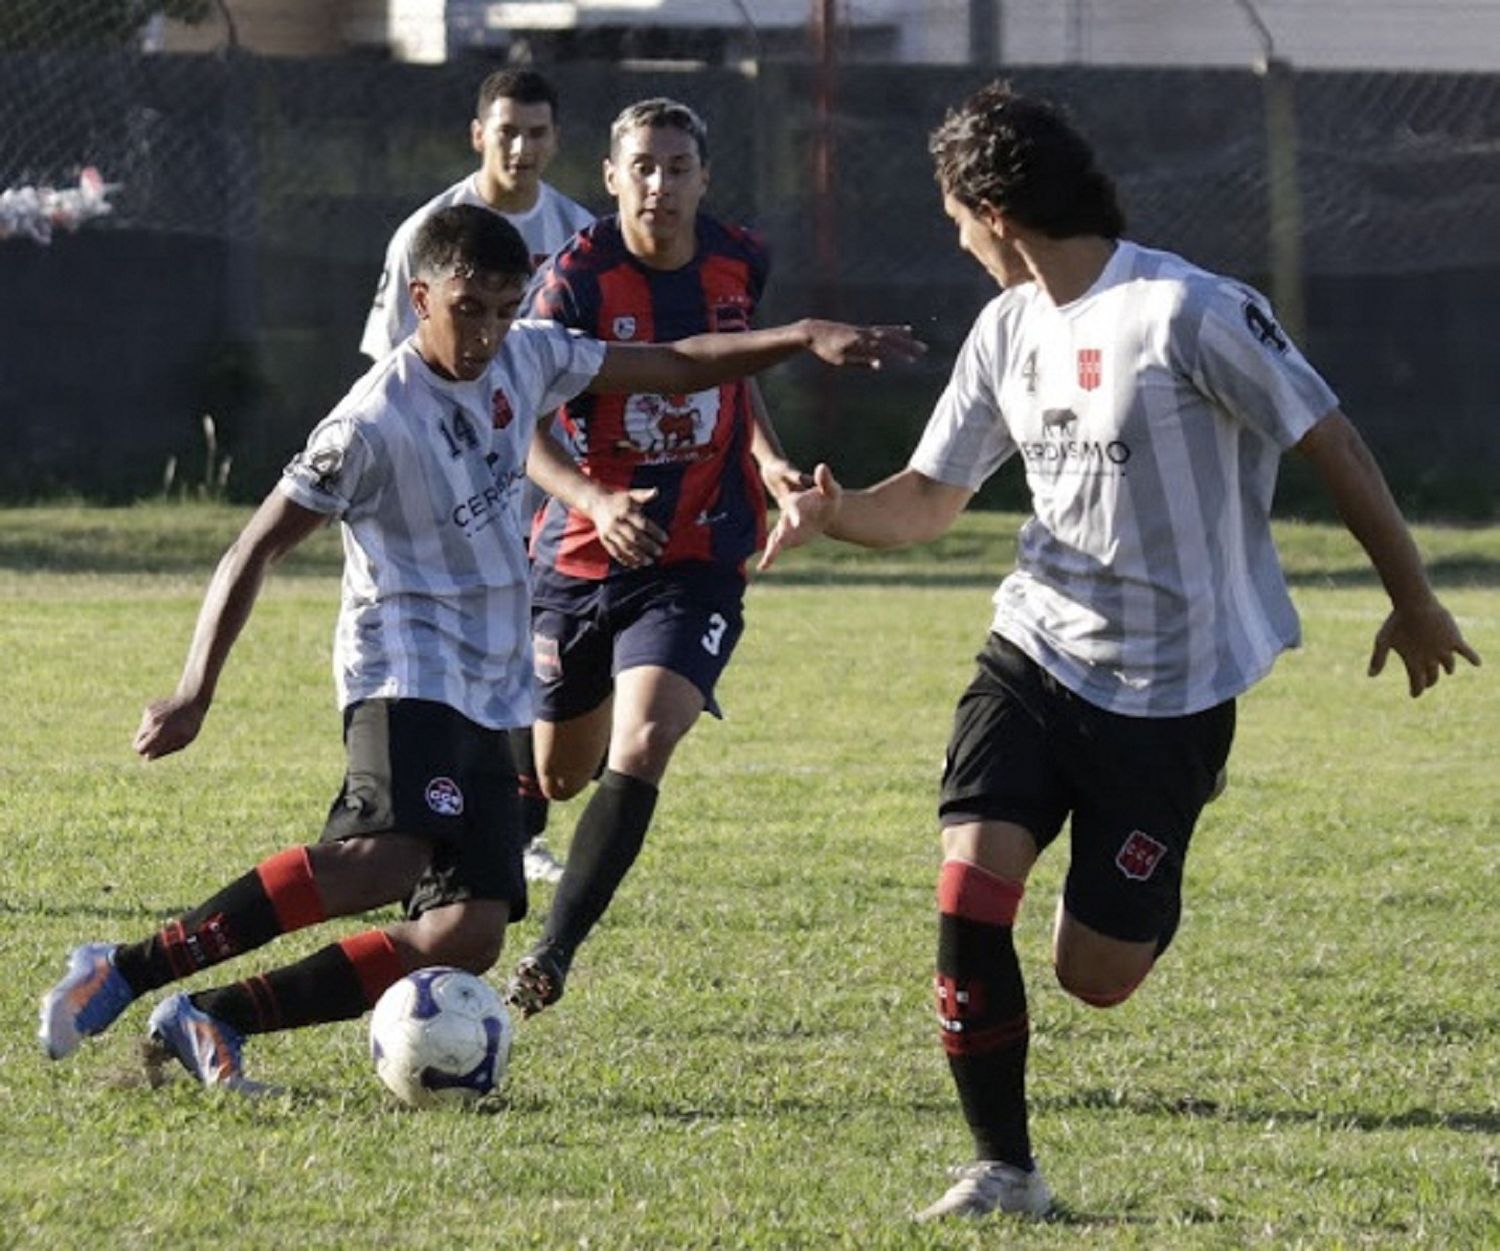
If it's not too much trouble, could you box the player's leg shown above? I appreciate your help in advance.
[144,700,525,1090]
[918,635,1066,1222]
[1052,696,1236,1007]
[510,725,565,883]
[511,569,741,1015]
[37,777,428,1062]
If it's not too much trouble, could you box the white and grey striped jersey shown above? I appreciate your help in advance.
[911,240,1339,717]
[359,175,594,361]
[280,322,606,729]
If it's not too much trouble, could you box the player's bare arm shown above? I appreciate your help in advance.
[134,493,327,761]
[759,465,973,571]
[589,319,926,398]
[525,420,665,568]
[747,381,810,507]
[1296,408,1481,696]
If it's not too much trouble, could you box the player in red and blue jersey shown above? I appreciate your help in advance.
[507,98,809,1016]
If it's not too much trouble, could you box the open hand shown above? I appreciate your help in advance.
[758,462,843,571]
[1369,600,1481,697]
[803,321,927,370]
[590,486,668,568]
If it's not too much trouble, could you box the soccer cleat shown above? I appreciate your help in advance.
[522,839,566,885]
[914,1160,1055,1222]
[143,992,272,1094]
[505,941,571,1018]
[38,942,136,1060]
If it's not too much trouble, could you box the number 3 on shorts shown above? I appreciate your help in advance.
[701,612,728,656]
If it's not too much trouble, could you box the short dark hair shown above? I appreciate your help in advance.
[609,97,709,163]
[410,205,532,283]
[929,79,1125,240]
[476,68,560,121]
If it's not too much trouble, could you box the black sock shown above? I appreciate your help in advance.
[938,912,1033,1170]
[540,769,658,960]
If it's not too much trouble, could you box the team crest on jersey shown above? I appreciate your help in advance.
[1115,830,1167,880]
[491,389,515,429]
[711,296,751,333]
[1077,348,1103,391]
[305,445,344,487]
[612,315,637,340]
[424,777,464,817]
[624,388,720,458]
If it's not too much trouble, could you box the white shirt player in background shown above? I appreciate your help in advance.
[760,81,1479,1223]
[36,204,924,1090]
[359,67,594,363]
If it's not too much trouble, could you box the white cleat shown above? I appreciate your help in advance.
[915,1160,1054,1222]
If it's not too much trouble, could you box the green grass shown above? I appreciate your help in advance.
[1,504,1495,1248]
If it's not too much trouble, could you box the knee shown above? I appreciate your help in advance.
[409,909,506,975]
[610,717,682,779]
[1054,957,1149,1008]
[539,769,588,802]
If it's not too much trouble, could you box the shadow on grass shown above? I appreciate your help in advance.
[1051,1087,1499,1135]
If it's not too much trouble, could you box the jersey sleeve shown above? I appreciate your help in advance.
[278,414,379,519]
[908,301,1016,489]
[359,220,417,361]
[523,249,586,330]
[506,321,607,416]
[1183,280,1339,449]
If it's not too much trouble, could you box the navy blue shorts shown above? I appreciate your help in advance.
[320,698,527,922]
[939,634,1235,943]
[531,564,746,723]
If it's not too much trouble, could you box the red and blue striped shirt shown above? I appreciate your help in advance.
[524,213,771,584]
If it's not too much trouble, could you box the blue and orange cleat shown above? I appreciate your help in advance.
[143,993,273,1095]
[38,942,135,1060]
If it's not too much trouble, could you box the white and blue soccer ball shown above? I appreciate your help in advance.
[369,967,512,1108]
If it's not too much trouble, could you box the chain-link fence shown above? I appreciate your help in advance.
[3,17,1498,514]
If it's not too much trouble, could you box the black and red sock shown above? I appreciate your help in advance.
[935,857,1033,1170]
[113,846,326,995]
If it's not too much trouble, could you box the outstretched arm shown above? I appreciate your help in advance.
[133,491,327,760]
[588,319,925,398]
[1295,409,1480,696]
[526,419,666,568]
[759,465,973,571]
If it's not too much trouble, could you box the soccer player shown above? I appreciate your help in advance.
[36,205,920,1092]
[759,81,1480,1220]
[360,67,594,361]
[503,98,808,1017]
[359,67,594,884]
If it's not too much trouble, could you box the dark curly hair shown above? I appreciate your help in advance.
[929,80,1124,240]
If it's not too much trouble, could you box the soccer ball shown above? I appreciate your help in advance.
[369,967,512,1108]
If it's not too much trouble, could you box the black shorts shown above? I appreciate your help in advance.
[531,564,746,723]
[320,698,527,922]
[940,634,1235,943]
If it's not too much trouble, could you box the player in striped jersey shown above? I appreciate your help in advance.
[361,68,596,885]
[503,98,811,1018]
[760,81,1479,1220]
[37,205,921,1091]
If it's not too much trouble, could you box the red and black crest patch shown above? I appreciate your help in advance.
[1115,829,1167,881]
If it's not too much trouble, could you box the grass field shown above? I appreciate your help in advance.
[0,503,1495,1249]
